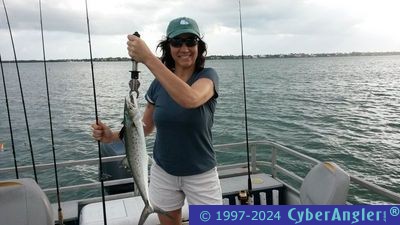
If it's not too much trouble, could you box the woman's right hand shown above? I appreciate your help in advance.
[126,34,155,65]
[91,120,117,143]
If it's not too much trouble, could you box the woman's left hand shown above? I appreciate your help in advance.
[126,34,154,64]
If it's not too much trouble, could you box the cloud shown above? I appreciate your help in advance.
[1,0,399,60]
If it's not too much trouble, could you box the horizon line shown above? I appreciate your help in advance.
[1,51,400,62]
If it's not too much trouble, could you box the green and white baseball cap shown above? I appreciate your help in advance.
[166,17,200,38]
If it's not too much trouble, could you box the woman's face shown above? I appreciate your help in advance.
[169,34,199,70]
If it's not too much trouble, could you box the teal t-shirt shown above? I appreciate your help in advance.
[145,68,219,176]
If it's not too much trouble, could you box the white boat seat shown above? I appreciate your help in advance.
[0,178,54,225]
[300,162,350,204]
[80,196,189,225]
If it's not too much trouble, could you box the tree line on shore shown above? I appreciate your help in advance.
[2,51,400,63]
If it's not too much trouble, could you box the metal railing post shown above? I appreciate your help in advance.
[271,147,277,178]
[251,144,257,173]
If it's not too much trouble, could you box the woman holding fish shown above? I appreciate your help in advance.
[92,17,222,225]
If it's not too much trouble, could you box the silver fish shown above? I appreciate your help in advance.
[123,93,168,225]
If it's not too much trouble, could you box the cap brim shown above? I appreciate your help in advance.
[168,29,199,38]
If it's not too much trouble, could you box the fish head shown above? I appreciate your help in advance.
[124,93,141,122]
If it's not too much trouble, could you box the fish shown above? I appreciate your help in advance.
[123,93,168,225]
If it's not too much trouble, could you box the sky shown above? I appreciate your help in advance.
[1,0,400,60]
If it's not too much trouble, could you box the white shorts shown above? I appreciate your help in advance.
[149,163,222,211]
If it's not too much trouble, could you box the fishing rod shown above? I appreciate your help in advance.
[238,0,253,204]
[1,0,38,182]
[38,0,64,223]
[0,54,19,178]
[84,0,108,224]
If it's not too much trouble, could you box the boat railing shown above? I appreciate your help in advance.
[0,155,129,194]
[1,140,399,203]
[214,140,400,204]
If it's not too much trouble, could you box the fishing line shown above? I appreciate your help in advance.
[238,0,253,199]
[84,0,108,224]
[1,0,38,182]
[0,53,19,178]
[38,0,64,223]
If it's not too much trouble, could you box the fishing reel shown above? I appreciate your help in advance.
[238,190,253,205]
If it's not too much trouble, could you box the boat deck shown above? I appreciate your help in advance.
[76,172,284,225]
[54,168,285,225]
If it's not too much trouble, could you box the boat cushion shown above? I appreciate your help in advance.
[80,196,189,225]
[0,178,54,225]
[300,162,350,204]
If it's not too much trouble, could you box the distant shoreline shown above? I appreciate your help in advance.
[2,51,400,63]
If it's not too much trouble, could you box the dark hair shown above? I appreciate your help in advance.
[156,37,207,72]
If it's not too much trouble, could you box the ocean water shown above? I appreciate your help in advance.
[0,55,399,203]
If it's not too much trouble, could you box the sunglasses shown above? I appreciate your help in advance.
[169,37,199,48]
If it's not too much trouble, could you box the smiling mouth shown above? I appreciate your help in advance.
[179,55,191,59]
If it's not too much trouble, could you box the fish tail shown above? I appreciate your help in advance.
[153,206,173,220]
[138,204,154,225]
[138,203,172,225]
[138,203,173,225]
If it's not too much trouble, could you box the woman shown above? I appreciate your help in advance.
[92,17,222,225]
